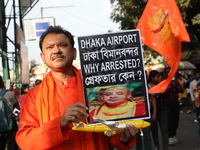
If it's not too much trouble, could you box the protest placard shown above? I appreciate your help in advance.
[78,30,150,124]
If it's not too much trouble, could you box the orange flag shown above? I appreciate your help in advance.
[136,0,190,93]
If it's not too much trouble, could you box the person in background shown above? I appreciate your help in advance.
[177,73,192,114]
[35,79,42,86]
[16,25,138,150]
[0,75,19,150]
[135,70,157,150]
[187,69,195,84]
[18,84,29,109]
[194,83,200,127]
[10,84,19,99]
[149,70,169,150]
[189,70,200,110]
[163,67,184,146]
[194,83,200,150]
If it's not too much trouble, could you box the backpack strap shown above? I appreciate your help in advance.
[0,89,7,97]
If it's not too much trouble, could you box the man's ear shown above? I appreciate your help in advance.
[40,52,45,64]
[73,48,77,60]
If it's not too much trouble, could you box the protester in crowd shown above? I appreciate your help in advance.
[163,67,184,146]
[187,69,196,83]
[35,79,42,86]
[194,83,200,126]
[177,73,192,114]
[149,70,169,150]
[189,70,200,110]
[90,85,146,121]
[135,70,157,150]
[194,83,200,150]
[16,25,138,150]
[10,83,19,99]
[18,84,29,109]
[0,75,19,150]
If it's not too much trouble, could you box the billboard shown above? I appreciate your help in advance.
[24,17,55,41]
[20,0,37,16]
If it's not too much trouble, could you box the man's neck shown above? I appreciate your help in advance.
[51,69,76,85]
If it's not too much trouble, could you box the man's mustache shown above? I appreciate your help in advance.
[52,54,65,61]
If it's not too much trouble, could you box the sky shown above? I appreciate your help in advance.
[11,0,120,64]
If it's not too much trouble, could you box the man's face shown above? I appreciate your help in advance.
[195,73,200,80]
[103,86,130,104]
[165,68,170,75]
[152,74,160,83]
[40,33,76,71]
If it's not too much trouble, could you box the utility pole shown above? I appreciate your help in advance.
[0,0,10,80]
[40,5,75,19]
[13,0,20,83]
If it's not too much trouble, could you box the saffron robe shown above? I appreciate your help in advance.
[90,101,146,122]
[16,69,136,150]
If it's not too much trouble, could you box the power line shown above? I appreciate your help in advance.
[59,7,116,29]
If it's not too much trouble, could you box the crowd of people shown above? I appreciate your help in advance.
[0,25,200,150]
[134,68,200,150]
[0,77,42,150]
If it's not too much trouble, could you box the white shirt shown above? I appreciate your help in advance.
[189,79,200,101]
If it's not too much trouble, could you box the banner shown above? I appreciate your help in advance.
[78,30,150,124]
[136,0,190,93]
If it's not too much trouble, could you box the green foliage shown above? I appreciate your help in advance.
[110,0,147,30]
[29,59,39,77]
[110,0,200,63]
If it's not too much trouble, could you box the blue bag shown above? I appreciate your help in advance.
[0,89,13,132]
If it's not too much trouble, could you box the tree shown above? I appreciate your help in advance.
[110,0,147,30]
[110,0,200,62]
[29,59,39,77]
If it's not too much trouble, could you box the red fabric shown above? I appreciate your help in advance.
[164,79,183,103]
[16,67,136,150]
[136,0,190,93]
[18,94,26,109]
[12,89,19,95]
[134,102,147,116]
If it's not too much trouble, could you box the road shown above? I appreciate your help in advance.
[131,111,200,150]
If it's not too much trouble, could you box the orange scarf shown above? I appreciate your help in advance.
[36,67,84,125]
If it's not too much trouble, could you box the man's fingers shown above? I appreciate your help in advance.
[119,124,139,143]
[60,102,89,128]
[71,107,88,118]
[127,124,138,135]
[74,102,88,110]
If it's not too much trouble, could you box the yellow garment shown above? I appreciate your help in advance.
[94,101,136,120]
[177,78,187,98]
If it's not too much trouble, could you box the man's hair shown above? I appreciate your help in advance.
[35,79,42,86]
[194,70,200,76]
[164,67,171,73]
[148,70,159,82]
[39,25,75,51]
[21,84,29,95]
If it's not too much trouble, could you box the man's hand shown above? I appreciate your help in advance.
[60,102,88,129]
[118,124,138,143]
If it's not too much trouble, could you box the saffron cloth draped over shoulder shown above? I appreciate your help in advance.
[36,67,84,125]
